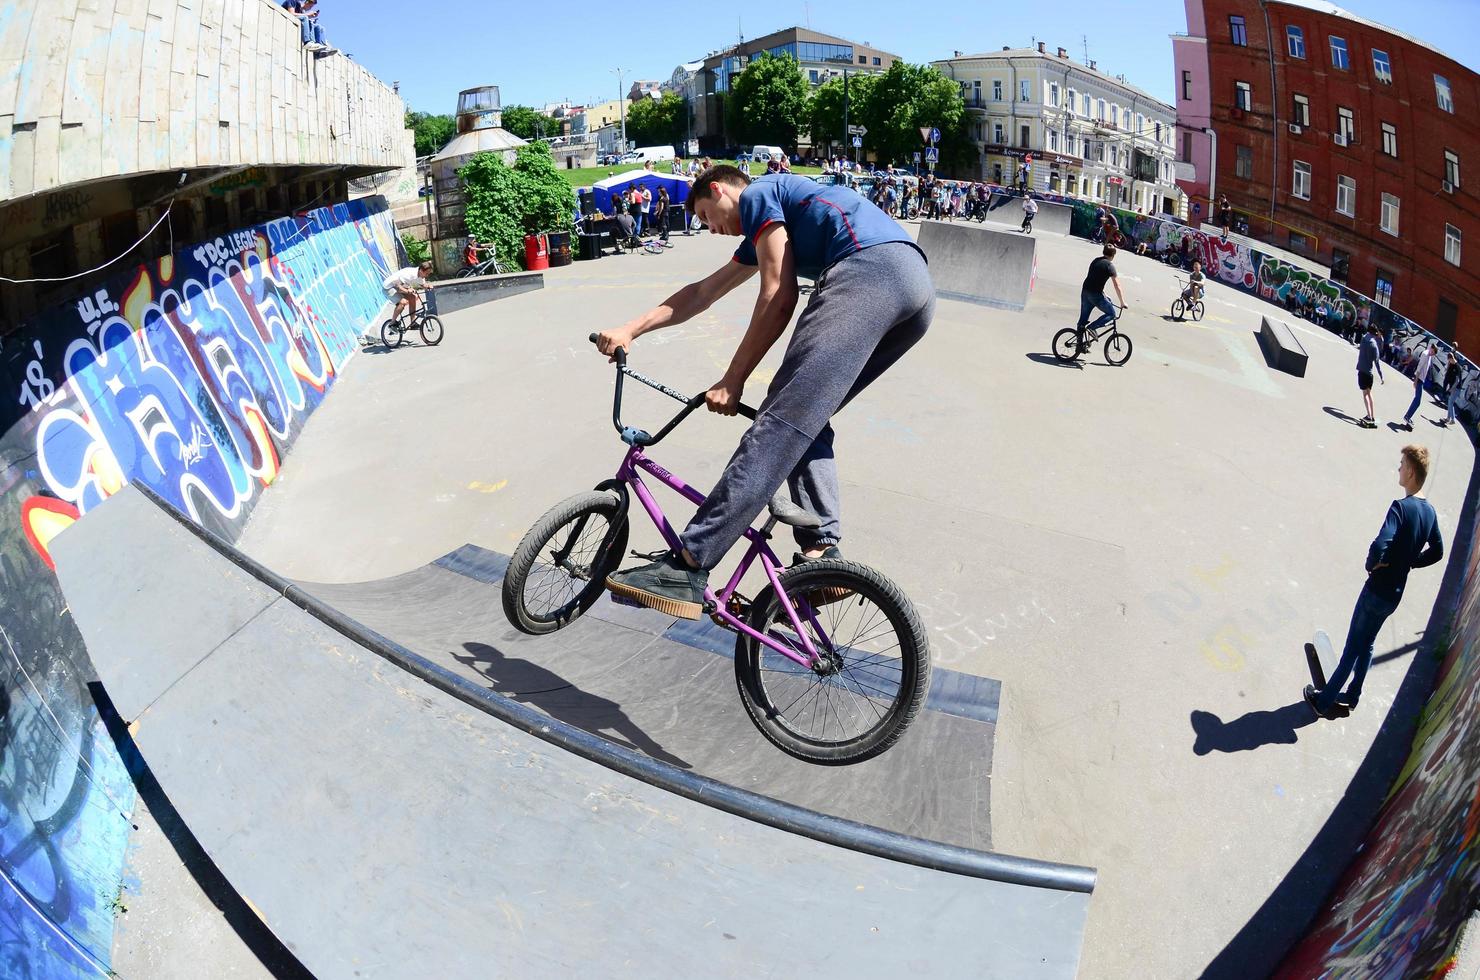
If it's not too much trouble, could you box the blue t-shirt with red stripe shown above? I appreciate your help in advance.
[731,174,916,280]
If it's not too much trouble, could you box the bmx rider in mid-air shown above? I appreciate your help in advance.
[594,165,934,619]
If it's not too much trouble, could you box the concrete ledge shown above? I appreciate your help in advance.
[432,272,544,315]
[1258,315,1309,377]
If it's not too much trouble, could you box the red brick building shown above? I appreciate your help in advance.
[1173,0,1478,355]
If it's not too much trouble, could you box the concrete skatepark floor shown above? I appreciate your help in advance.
[237,223,1477,978]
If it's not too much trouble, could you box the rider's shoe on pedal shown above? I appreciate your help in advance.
[607,550,708,620]
[789,545,854,604]
[790,544,843,565]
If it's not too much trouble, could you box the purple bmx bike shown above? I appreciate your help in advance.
[499,336,931,764]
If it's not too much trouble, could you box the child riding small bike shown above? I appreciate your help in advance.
[1180,260,1206,305]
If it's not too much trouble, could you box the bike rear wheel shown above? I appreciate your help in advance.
[1171,298,1186,320]
[1052,327,1084,363]
[502,491,629,635]
[735,560,930,765]
[380,318,404,348]
[420,315,445,346]
[1105,331,1133,365]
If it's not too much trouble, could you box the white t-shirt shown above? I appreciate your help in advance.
[1416,350,1435,382]
[1023,197,1038,213]
[383,267,426,291]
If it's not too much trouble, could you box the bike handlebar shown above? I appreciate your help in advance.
[588,333,758,447]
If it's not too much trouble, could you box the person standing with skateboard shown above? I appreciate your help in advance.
[1356,323,1385,427]
[1305,445,1444,719]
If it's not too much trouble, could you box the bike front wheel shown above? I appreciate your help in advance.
[501,491,629,635]
[420,315,445,346]
[735,560,930,764]
[380,319,404,348]
[1052,327,1084,363]
[1105,331,1133,365]
[1191,301,1205,322]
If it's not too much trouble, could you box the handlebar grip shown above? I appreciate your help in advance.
[590,332,627,367]
[588,332,599,344]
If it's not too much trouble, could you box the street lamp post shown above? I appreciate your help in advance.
[611,67,628,152]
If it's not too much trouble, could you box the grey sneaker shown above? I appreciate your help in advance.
[790,545,843,566]
[606,551,708,620]
[788,545,851,605]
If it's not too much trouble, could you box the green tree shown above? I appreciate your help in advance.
[459,143,575,271]
[854,62,972,172]
[726,53,810,150]
[806,73,876,156]
[501,104,557,141]
[405,111,456,157]
[625,92,687,150]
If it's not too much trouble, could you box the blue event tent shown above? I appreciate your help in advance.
[585,170,692,213]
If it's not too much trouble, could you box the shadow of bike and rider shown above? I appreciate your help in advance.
[453,640,692,770]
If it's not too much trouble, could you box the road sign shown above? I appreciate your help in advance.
[924,147,939,163]
[913,151,921,163]
[852,136,863,148]
[919,126,932,142]
[1193,202,1203,215]
[847,125,867,136]
[930,127,941,143]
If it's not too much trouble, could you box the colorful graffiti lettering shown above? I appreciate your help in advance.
[0,196,400,975]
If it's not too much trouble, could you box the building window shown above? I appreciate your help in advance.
[1236,145,1253,179]
[1050,82,1060,106]
[1097,99,1106,120]
[1375,269,1394,307]
[993,79,1002,101]
[1017,80,1027,102]
[1181,131,1192,161]
[1020,124,1030,147]
[993,122,1004,144]
[872,57,881,66]
[1436,75,1453,112]
[1445,224,1462,266]
[1380,192,1400,235]
[1048,129,1058,151]
[809,69,819,84]
[1292,93,1310,127]
[1336,175,1355,215]
[1293,161,1311,199]
[1083,93,1091,115]
[858,55,866,65]
[1155,121,1162,142]
[1445,149,1460,189]
[1229,15,1247,45]
[1329,36,1349,70]
[1235,81,1252,110]
[1182,71,1192,100]
[1372,49,1392,83]
[1287,26,1306,59]
[1331,248,1350,283]
[1381,122,1398,157]
[1337,106,1355,142]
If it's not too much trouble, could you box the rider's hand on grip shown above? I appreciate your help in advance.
[705,378,742,416]
[592,329,630,364]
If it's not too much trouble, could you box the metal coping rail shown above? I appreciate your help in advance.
[130,482,1096,894]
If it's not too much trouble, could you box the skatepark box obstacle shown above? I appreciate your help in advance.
[1258,315,1310,377]
[918,222,1038,312]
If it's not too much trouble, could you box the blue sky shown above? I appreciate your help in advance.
[324,1,1480,116]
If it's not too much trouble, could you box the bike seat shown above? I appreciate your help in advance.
[768,493,822,529]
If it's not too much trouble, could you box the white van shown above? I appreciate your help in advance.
[750,145,785,165]
[631,145,676,163]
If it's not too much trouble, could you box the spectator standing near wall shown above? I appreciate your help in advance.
[1306,445,1443,719]
[1441,354,1464,426]
[1401,342,1438,430]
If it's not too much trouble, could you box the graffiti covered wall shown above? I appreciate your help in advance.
[0,197,399,976]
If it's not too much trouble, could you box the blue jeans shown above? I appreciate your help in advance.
[1316,583,1400,713]
[299,16,325,45]
[632,211,645,236]
[1403,379,1424,421]
[1077,290,1116,335]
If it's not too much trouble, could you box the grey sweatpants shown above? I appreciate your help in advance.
[682,241,934,568]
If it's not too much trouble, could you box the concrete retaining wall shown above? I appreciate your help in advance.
[0,0,406,204]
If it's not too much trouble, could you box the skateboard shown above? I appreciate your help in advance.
[1304,629,1351,718]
